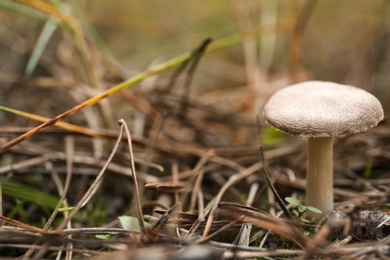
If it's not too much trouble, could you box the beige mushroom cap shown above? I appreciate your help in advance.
[264,81,384,138]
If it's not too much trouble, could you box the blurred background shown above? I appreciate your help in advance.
[1,0,390,124]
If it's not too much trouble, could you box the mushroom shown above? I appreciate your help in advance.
[263,81,384,218]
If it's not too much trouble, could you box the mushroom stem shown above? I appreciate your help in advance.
[306,137,334,218]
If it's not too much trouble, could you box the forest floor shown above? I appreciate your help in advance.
[0,1,390,259]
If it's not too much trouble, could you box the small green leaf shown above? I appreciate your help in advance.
[96,234,111,240]
[58,206,74,212]
[305,206,322,214]
[262,126,286,147]
[285,197,301,206]
[297,204,306,213]
[118,216,151,232]
[300,216,312,223]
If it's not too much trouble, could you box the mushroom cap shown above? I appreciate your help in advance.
[263,81,384,138]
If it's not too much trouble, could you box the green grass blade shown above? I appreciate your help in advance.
[363,159,373,179]
[25,18,58,76]
[1,179,60,210]
[0,0,46,20]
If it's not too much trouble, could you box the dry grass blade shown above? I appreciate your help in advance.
[259,146,294,219]
[223,249,304,259]
[0,105,111,138]
[195,218,242,244]
[152,209,199,226]
[179,38,212,115]
[150,203,181,235]
[145,182,189,193]
[196,161,263,239]
[219,202,307,248]
[55,122,125,231]
[0,215,61,236]
[120,119,146,235]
